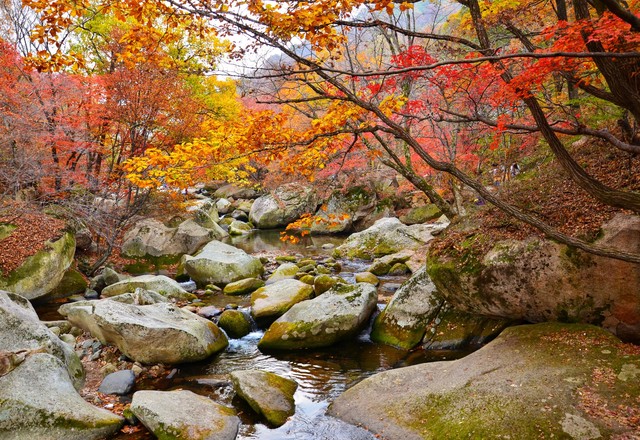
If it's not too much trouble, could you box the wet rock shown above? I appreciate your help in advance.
[218,310,252,339]
[249,183,318,229]
[59,299,228,364]
[183,240,264,287]
[197,306,222,319]
[354,272,379,286]
[259,283,377,350]
[314,274,337,295]
[131,389,239,440]
[228,220,252,236]
[0,291,83,389]
[101,275,195,301]
[333,217,447,260]
[371,266,443,350]
[0,231,75,300]
[251,279,314,323]
[98,369,136,395]
[230,370,297,427]
[329,323,640,439]
[223,277,265,296]
[0,353,123,439]
[266,262,299,285]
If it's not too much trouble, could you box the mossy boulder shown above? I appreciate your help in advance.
[371,266,443,350]
[130,390,239,440]
[223,277,265,296]
[249,183,318,229]
[266,262,299,285]
[228,220,253,236]
[218,309,252,338]
[313,274,337,295]
[101,275,195,301]
[59,299,228,364]
[250,279,314,323]
[230,370,297,427]
[427,213,640,343]
[183,240,264,287]
[399,204,442,225]
[46,268,88,300]
[354,272,379,286]
[0,353,124,440]
[422,306,512,350]
[0,231,75,300]
[333,217,448,260]
[330,323,640,439]
[192,201,220,229]
[258,283,377,350]
[0,291,84,390]
[309,186,377,235]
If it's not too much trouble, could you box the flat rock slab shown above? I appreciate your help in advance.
[101,275,194,301]
[131,389,240,440]
[258,283,377,350]
[59,299,228,364]
[230,369,297,427]
[251,279,313,322]
[329,323,640,439]
[0,353,123,440]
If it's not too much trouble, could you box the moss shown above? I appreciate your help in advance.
[218,310,252,338]
[370,311,424,350]
[0,223,17,240]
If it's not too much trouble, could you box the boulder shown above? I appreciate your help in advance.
[313,274,337,295]
[230,370,297,427]
[249,183,318,229]
[216,197,232,214]
[131,390,240,440]
[0,231,75,300]
[0,291,83,389]
[101,274,195,301]
[228,220,252,236]
[258,283,377,350]
[354,272,379,285]
[214,183,261,200]
[251,279,314,323]
[427,214,640,343]
[371,266,443,350]
[183,240,264,287]
[47,268,88,300]
[333,217,447,260]
[0,353,124,440]
[309,186,376,235]
[329,323,640,439]
[223,278,265,296]
[218,309,252,338]
[192,201,220,229]
[121,218,225,261]
[59,299,228,364]
[266,262,299,285]
[399,204,442,225]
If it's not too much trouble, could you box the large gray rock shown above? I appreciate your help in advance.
[258,283,377,350]
[101,274,195,301]
[329,323,640,439]
[250,279,314,322]
[230,370,297,427]
[183,240,264,287]
[121,218,225,260]
[59,299,228,364]
[0,291,83,389]
[371,266,443,349]
[131,390,240,440]
[428,213,640,343]
[333,217,448,260]
[0,353,123,440]
[214,183,261,200]
[0,231,75,300]
[310,186,377,235]
[249,183,318,229]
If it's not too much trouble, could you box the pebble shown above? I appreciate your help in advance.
[90,349,102,361]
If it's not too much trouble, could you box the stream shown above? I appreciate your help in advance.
[37,229,473,439]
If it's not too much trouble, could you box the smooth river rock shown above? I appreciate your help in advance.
[329,323,640,439]
[251,279,314,323]
[101,274,195,301]
[59,299,228,364]
[131,389,240,440]
[0,353,123,440]
[258,283,377,350]
[230,370,297,427]
[183,240,264,287]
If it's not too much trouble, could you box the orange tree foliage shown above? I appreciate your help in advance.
[24,0,640,262]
